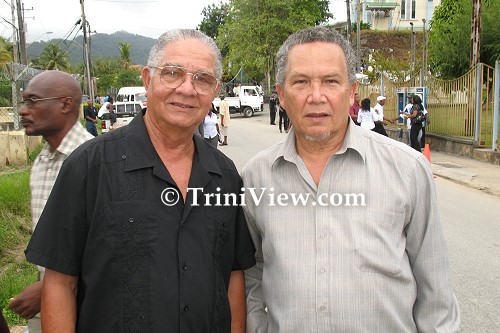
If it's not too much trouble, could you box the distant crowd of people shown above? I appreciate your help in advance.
[349,92,429,152]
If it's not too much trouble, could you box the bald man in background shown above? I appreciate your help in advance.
[9,71,93,333]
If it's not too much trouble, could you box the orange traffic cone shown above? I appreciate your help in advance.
[423,144,431,163]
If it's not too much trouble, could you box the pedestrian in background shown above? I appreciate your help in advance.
[349,92,360,124]
[356,97,377,130]
[204,103,220,147]
[278,104,289,133]
[373,95,392,136]
[84,100,98,136]
[219,95,230,145]
[9,71,93,333]
[269,91,278,125]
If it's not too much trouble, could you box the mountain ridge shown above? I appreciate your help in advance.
[26,31,156,66]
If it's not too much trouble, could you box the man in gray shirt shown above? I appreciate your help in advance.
[242,26,460,332]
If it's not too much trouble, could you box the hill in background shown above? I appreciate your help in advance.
[26,31,155,66]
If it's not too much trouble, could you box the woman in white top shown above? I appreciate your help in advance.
[203,103,220,147]
[356,98,378,130]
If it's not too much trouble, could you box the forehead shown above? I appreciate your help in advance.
[25,74,57,96]
[161,38,215,72]
[287,42,347,71]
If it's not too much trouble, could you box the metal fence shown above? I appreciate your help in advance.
[357,62,499,150]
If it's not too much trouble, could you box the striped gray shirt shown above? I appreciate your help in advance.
[242,121,460,332]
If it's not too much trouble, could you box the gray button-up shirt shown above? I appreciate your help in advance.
[242,120,460,332]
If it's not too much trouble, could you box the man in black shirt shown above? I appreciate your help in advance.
[26,29,256,332]
[84,100,98,136]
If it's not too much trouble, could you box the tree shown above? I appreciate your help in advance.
[198,2,229,39]
[116,68,143,87]
[91,58,123,95]
[0,37,13,68]
[118,42,132,69]
[217,0,331,92]
[39,43,71,71]
[428,0,500,78]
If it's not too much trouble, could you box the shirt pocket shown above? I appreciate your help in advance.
[101,200,159,255]
[354,209,406,276]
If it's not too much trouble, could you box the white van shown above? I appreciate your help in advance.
[115,86,147,114]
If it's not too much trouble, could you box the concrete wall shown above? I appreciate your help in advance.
[386,126,500,165]
[0,130,42,166]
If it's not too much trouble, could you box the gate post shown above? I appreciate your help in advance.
[493,60,499,151]
[474,63,483,146]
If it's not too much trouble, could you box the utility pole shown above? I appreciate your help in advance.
[470,0,481,67]
[346,0,352,42]
[421,19,427,85]
[356,0,361,71]
[80,0,94,103]
[10,0,18,64]
[410,22,416,86]
[10,0,20,129]
[16,0,27,65]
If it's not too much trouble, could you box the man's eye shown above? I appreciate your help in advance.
[293,80,308,85]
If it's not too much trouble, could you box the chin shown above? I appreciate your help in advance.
[303,131,332,142]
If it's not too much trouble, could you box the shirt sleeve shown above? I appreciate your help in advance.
[243,204,268,333]
[25,154,88,277]
[405,156,461,332]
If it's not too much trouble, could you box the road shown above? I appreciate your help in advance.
[220,110,500,332]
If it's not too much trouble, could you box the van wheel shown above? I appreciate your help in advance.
[243,107,254,118]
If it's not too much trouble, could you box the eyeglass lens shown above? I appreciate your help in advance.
[159,66,217,94]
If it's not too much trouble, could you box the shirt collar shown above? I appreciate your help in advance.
[124,110,222,177]
[42,120,92,158]
[272,117,366,167]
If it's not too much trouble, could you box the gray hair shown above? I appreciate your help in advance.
[275,26,357,85]
[147,29,222,80]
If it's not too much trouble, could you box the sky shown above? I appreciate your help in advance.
[1,0,346,44]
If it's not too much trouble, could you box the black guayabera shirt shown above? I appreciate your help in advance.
[26,110,256,332]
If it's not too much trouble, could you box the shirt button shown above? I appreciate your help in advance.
[128,218,134,223]
[183,305,189,312]
[319,267,326,273]
[47,169,51,173]
[319,233,325,239]
[319,305,326,311]
[182,263,188,270]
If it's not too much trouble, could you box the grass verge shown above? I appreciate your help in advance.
[0,169,37,327]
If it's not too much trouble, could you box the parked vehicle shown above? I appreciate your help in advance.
[114,86,147,115]
[100,111,135,133]
[212,85,263,117]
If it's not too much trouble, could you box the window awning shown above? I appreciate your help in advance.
[365,2,399,10]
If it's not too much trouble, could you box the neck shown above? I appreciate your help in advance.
[294,124,348,186]
[144,113,195,155]
[44,120,76,152]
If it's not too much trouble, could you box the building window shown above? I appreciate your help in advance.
[401,0,416,19]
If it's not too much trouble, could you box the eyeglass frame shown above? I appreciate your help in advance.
[149,65,220,95]
[19,96,70,108]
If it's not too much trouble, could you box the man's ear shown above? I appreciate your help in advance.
[277,84,284,107]
[142,66,151,91]
[60,97,74,115]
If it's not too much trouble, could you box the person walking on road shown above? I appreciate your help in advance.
[219,95,230,145]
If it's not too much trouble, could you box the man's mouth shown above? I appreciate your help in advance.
[172,102,194,109]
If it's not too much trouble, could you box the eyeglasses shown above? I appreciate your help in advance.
[19,96,68,108]
[151,65,219,95]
